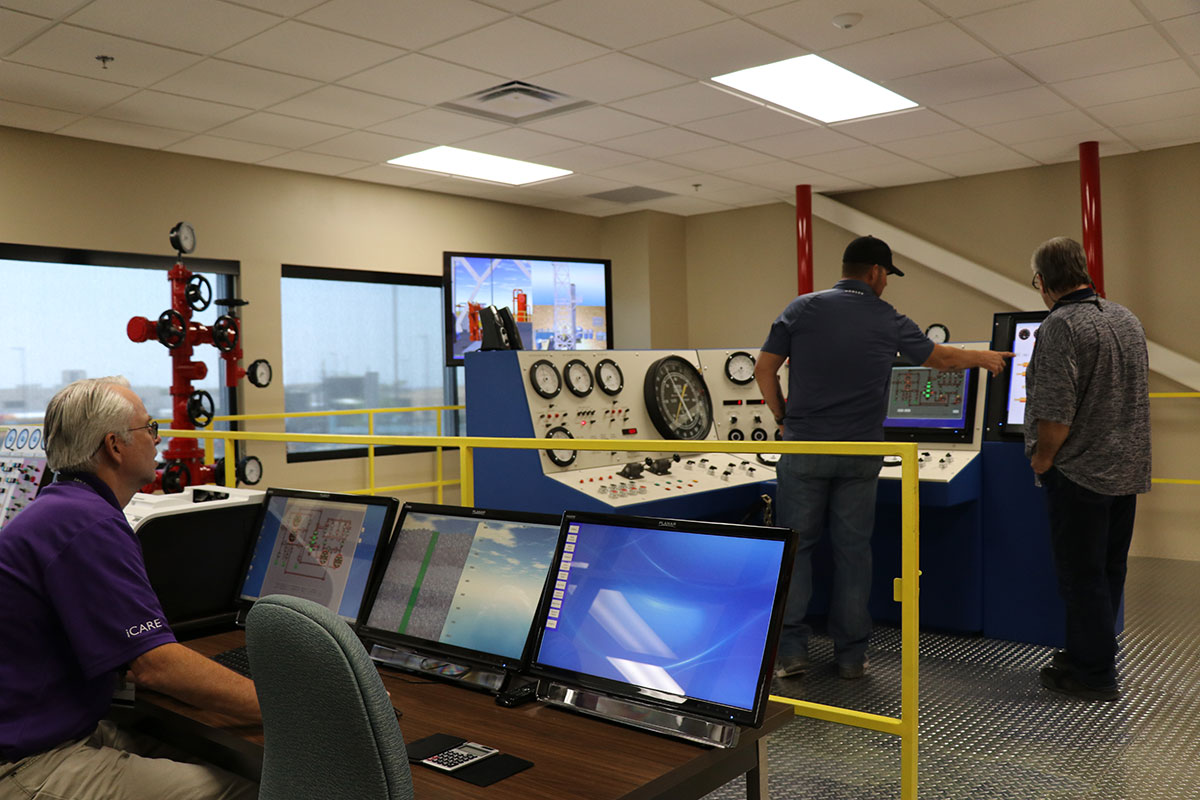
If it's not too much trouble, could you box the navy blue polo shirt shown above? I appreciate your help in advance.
[762,279,934,442]
[0,473,175,761]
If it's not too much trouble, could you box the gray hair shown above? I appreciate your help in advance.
[44,376,136,473]
[1031,237,1092,294]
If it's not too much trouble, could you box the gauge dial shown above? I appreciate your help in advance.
[643,355,713,441]
[247,358,272,388]
[544,426,577,467]
[757,452,781,467]
[238,455,263,486]
[724,351,756,385]
[169,221,196,254]
[564,359,594,398]
[925,323,950,344]
[528,359,562,399]
[596,359,624,395]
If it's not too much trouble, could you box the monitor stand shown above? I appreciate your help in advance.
[368,644,506,693]
[542,682,740,748]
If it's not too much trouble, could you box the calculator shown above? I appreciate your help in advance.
[420,741,500,772]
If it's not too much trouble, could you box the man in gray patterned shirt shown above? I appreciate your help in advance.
[1025,237,1151,702]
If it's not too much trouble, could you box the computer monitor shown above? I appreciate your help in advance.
[985,310,1049,441]
[357,503,562,675]
[529,511,795,737]
[883,363,979,444]
[236,488,399,624]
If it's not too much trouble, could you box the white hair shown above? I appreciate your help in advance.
[44,376,136,473]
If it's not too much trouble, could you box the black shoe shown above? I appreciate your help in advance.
[774,653,811,678]
[1050,650,1071,670]
[1040,666,1119,702]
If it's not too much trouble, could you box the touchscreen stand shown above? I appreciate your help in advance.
[541,683,741,748]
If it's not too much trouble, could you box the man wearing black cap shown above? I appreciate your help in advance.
[756,235,1011,679]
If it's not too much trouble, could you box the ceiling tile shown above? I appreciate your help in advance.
[0,0,96,19]
[299,0,507,49]
[368,107,506,142]
[797,145,905,172]
[339,54,503,106]
[921,0,1027,15]
[839,160,951,188]
[610,83,757,124]
[977,108,1104,144]
[918,144,1038,176]
[207,111,351,148]
[824,22,995,82]
[529,54,689,104]
[305,130,430,161]
[98,90,249,132]
[660,143,776,170]
[743,127,861,158]
[340,162,442,187]
[526,0,730,49]
[528,173,630,197]
[886,59,1039,106]
[151,59,320,107]
[259,150,372,175]
[1012,26,1178,83]
[164,134,288,162]
[475,0,550,11]
[705,0,794,14]
[602,126,724,158]
[453,127,581,160]
[268,85,418,128]
[224,0,325,14]
[1008,131,1136,164]
[537,144,643,171]
[681,107,815,141]
[645,172,754,195]
[0,61,137,113]
[937,86,1072,127]
[885,128,998,159]
[590,159,694,184]
[426,18,608,78]
[56,116,192,148]
[627,194,732,215]
[217,21,403,81]
[1052,59,1200,107]
[957,0,1150,54]
[1143,0,1199,21]
[524,106,663,142]
[750,0,941,52]
[529,195,629,216]
[831,109,963,144]
[1088,87,1200,129]
[7,24,203,85]
[0,97,78,130]
[683,182,784,206]
[1163,13,1200,54]
[66,0,280,54]
[1114,111,1200,149]
[626,19,801,79]
[0,9,52,53]
[716,159,849,192]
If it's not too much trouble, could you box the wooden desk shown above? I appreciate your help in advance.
[130,631,793,800]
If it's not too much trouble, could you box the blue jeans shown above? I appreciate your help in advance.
[776,452,882,666]
[1042,467,1137,688]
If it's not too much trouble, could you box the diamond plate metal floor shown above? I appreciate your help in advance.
[705,556,1200,800]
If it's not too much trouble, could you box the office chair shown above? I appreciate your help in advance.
[246,594,415,800]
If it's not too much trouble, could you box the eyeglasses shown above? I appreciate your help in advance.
[128,420,159,438]
[1031,273,1042,290]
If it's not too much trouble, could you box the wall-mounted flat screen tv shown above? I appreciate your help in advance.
[443,252,613,366]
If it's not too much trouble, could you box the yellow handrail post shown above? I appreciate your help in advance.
[898,444,920,800]
[459,444,474,506]
[223,434,235,487]
[436,411,445,505]
[367,412,376,496]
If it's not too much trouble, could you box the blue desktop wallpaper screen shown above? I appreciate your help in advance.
[535,522,786,712]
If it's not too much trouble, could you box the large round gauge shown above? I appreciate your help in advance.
[596,359,624,396]
[724,351,756,385]
[528,359,562,399]
[757,452,781,467]
[925,323,950,344]
[544,426,577,467]
[643,356,713,440]
[169,221,196,254]
[564,359,593,398]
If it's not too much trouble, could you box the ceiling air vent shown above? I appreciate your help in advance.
[587,186,677,204]
[440,80,591,124]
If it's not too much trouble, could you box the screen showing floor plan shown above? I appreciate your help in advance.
[238,491,395,622]
[884,366,969,429]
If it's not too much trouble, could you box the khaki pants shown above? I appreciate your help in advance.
[0,721,257,800]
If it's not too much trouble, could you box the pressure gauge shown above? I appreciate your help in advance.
[544,426,577,467]
[643,355,713,441]
[247,359,272,388]
[528,359,562,399]
[238,455,263,486]
[596,359,624,396]
[564,359,593,398]
[757,453,781,467]
[925,323,950,344]
[724,351,756,385]
[169,221,196,254]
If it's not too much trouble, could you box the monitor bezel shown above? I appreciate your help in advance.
[355,502,564,674]
[984,310,1049,442]
[234,487,400,624]
[443,251,614,367]
[883,360,980,444]
[527,510,796,730]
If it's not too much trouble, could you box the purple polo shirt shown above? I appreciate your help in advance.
[0,473,176,761]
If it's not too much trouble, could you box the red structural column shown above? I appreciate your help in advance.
[796,185,813,295]
[1079,141,1105,297]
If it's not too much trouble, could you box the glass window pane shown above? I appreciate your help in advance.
[280,275,444,457]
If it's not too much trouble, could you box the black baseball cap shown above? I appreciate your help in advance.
[843,235,904,276]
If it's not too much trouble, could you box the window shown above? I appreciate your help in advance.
[280,265,455,461]
[0,243,239,459]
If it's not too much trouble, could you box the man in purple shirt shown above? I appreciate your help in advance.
[0,377,258,799]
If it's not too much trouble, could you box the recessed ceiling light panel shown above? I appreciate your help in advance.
[712,55,917,124]
[387,146,571,185]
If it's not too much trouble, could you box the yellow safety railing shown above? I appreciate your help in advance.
[161,426,924,800]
